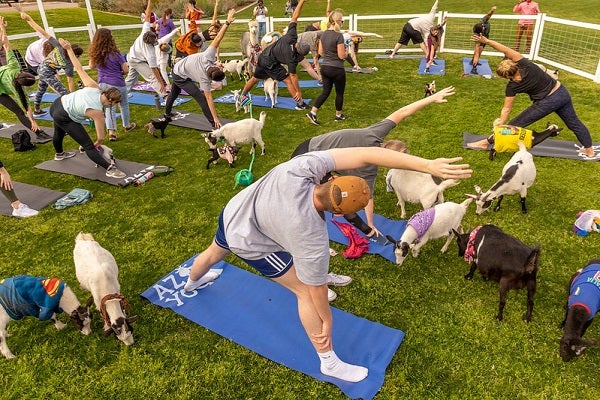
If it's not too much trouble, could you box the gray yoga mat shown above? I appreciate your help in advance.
[35,150,155,186]
[151,112,234,131]
[0,182,65,216]
[463,132,600,161]
[344,67,375,74]
[0,122,53,144]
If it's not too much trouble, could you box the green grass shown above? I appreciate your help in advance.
[1,2,600,399]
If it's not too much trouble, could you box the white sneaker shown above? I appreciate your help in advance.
[328,288,337,302]
[12,203,39,218]
[184,269,223,292]
[327,273,352,286]
[105,166,126,179]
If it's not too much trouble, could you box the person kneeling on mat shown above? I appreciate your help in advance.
[183,146,472,382]
[50,39,126,179]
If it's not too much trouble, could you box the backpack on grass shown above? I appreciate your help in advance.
[11,130,35,152]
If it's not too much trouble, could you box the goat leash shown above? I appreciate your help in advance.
[99,293,130,326]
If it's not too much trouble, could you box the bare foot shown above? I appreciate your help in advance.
[467,140,491,150]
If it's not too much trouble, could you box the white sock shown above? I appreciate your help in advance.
[318,350,368,382]
[183,269,223,292]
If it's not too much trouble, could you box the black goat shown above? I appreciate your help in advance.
[559,259,600,361]
[144,116,171,139]
[454,224,540,322]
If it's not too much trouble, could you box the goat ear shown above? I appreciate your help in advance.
[451,228,460,237]
[126,315,140,324]
[86,296,94,308]
[474,185,483,194]
[385,235,397,245]
[581,338,600,347]
[465,194,478,200]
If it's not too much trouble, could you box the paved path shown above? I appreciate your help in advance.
[0,1,80,12]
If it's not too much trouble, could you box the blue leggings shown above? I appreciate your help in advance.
[509,85,592,148]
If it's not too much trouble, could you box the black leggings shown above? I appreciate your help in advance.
[49,99,111,170]
[1,186,18,203]
[0,94,34,131]
[313,65,346,111]
[166,73,214,127]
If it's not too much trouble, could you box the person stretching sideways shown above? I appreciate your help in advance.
[183,146,472,382]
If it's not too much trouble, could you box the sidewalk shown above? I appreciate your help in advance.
[0,1,79,12]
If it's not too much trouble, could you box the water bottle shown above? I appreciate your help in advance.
[154,93,162,109]
[134,171,155,186]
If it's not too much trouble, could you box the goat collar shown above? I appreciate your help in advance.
[464,226,483,263]
[99,293,129,327]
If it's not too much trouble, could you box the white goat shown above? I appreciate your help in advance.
[232,89,250,114]
[468,141,536,214]
[223,59,248,81]
[73,232,138,345]
[385,169,460,218]
[386,199,473,266]
[0,275,92,359]
[263,78,278,108]
[208,112,267,155]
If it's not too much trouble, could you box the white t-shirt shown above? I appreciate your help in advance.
[254,5,268,23]
[128,21,158,67]
[25,37,47,67]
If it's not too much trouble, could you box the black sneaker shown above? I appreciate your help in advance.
[470,66,478,74]
[334,114,347,121]
[306,112,320,126]
[33,109,48,117]
[35,129,52,140]
[295,101,309,110]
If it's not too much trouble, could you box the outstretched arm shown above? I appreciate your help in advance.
[211,0,220,25]
[325,0,331,17]
[342,30,383,39]
[328,147,472,180]
[386,86,455,124]
[59,38,99,89]
[0,17,9,52]
[486,6,497,19]
[291,0,306,23]
[19,9,51,39]
[143,0,153,23]
[470,35,523,62]
[210,9,235,49]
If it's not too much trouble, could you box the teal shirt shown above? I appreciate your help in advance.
[61,87,103,123]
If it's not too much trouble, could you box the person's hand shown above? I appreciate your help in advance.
[427,157,472,180]
[470,34,488,45]
[226,8,236,23]
[311,322,332,351]
[431,86,456,103]
[0,167,13,191]
[213,118,222,129]
[58,38,72,50]
[493,118,502,127]
[491,6,497,11]
[19,12,31,22]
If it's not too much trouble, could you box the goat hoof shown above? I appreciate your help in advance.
[493,206,501,212]
[488,150,496,161]
[496,314,504,321]
[464,275,473,280]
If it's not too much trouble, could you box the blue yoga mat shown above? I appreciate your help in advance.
[418,58,445,75]
[326,210,406,264]
[128,92,190,107]
[29,91,59,103]
[462,58,493,77]
[214,93,311,110]
[32,107,120,125]
[141,257,404,399]
[257,79,321,88]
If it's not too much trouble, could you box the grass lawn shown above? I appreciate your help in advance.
[1,1,599,399]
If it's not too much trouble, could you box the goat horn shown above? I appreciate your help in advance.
[474,185,483,194]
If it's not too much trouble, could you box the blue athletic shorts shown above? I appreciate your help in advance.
[215,210,294,278]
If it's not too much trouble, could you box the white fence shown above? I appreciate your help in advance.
[8,11,600,83]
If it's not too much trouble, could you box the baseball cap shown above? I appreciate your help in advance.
[329,176,370,214]
[296,41,311,57]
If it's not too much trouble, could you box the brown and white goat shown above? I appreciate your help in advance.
[454,224,540,322]
[385,169,460,219]
[386,199,472,266]
[467,141,536,214]
[73,232,138,345]
[560,260,600,361]
[0,275,92,359]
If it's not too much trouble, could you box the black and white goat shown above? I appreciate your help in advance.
[201,132,240,169]
[145,115,171,139]
[206,112,266,156]
[73,232,138,345]
[386,199,472,266]
[0,275,93,359]
[468,141,536,214]
[559,259,600,361]
[454,224,540,322]
[385,169,460,219]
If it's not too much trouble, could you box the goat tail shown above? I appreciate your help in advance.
[526,245,541,273]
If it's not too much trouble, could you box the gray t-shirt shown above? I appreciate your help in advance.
[307,119,397,196]
[172,46,217,92]
[223,151,335,286]
[320,30,345,68]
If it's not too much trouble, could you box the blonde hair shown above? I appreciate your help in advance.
[328,10,344,31]
[496,59,519,79]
